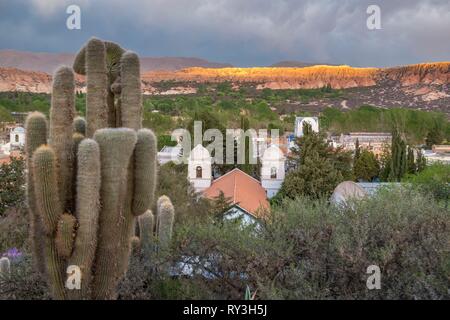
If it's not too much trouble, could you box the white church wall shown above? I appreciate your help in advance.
[295,117,319,137]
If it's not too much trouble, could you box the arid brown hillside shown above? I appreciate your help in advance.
[1,62,450,114]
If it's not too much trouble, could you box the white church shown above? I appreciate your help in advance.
[187,143,286,223]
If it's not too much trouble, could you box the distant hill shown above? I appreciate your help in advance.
[270,60,335,68]
[0,49,232,74]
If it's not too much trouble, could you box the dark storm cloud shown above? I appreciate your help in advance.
[0,0,449,67]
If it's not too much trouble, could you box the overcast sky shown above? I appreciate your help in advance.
[1,0,449,67]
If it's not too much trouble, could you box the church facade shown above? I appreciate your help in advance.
[187,143,286,223]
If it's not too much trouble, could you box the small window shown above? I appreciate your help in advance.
[270,167,277,179]
[15,134,19,143]
[196,166,203,178]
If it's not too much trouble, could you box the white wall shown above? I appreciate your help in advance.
[295,117,319,137]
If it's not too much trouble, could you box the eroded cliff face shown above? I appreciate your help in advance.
[0,67,85,93]
[1,62,449,99]
[143,63,450,90]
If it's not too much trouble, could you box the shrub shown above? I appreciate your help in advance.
[120,187,450,300]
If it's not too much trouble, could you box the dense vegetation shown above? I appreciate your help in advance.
[2,184,449,300]
[1,89,449,148]
[1,86,449,300]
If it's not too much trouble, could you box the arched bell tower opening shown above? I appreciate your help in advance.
[188,144,212,193]
[261,145,285,198]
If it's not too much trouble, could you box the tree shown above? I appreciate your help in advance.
[278,150,342,200]
[354,138,361,161]
[389,128,407,182]
[415,149,427,173]
[291,122,352,179]
[379,143,391,182]
[210,191,234,220]
[0,157,25,216]
[425,122,444,149]
[407,148,416,174]
[353,149,380,182]
[156,162,211,223]
[404,163,450,208]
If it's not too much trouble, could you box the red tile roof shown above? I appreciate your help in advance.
[203,168,270,218]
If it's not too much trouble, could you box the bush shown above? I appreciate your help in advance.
[404,163,450,207]
[0,254,48,300]
[119,187,450,300]
[0,157,25,216]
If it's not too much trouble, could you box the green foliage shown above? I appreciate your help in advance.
[0,106,13,123]
[0,157,25,216]
[389,128,407,182]
[404,163,450,207]
[279,122,348,200]
[353,149,380,182]
[119,187,450,300]
[321,106,449,144]
[425,121,444,148]
[155,162,211,223]
[277,150,342,201]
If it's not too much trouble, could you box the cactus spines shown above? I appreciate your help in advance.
[73,117,86,136]
[32,146,63,235]
[86,38,108,137]
[133,129,157,216]
[0,257,10,276]
[49,66,75,212]
[130,236,141,255]
[120,51,142,130]
[25,112,48,274]
[55,214,77,258]
[91,128,137,299]
[138,210,155,253]
[67,139,100,299]
[157,196,175,249]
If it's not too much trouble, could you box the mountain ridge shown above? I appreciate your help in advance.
[0,49,233,74]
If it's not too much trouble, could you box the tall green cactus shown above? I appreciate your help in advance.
[25,37,157,300]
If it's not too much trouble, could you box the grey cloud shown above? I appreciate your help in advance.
[0,0,449,67]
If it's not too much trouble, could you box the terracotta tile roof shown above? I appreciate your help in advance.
[203,168,270,219]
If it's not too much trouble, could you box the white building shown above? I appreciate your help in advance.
[157,145,183,165]
[260,145,286,198]
[188,144,212,193]
[9,127,25,150]
[295,117,319,137]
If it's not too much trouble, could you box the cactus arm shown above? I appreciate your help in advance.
[32,146,63,234]
[67,139,101,299]
[32,146,66,299]
[49,66,75,213]
[55,214,77,258]
[86,38,108,137]
[91,128,137,300]
[73,117,87,136]
[73,46,86,75]
[132,129,157,216]
[138,210,155,256]
[25,112,48,275]
[120,51,142,130]
[156,197,175,250]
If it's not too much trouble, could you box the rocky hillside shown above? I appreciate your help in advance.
[1,61,449,114]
